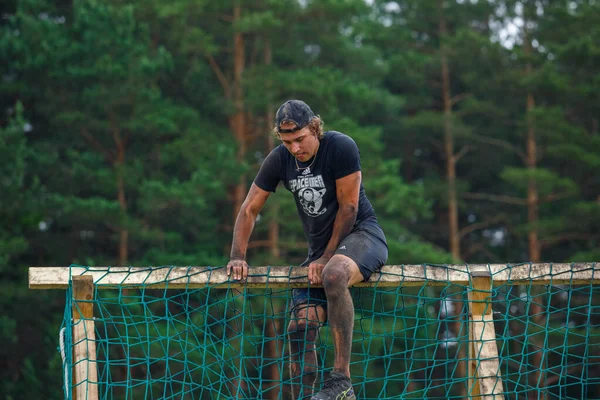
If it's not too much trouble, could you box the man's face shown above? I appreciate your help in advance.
[278,122,319,162]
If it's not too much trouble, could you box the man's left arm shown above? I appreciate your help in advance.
[307,171,361,285]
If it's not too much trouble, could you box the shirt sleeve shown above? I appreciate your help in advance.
[332,134,361,180]
[254,147,282,192]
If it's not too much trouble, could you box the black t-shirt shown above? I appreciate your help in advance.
[254,131,376,260]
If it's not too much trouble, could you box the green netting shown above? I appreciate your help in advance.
[60,263,600,399]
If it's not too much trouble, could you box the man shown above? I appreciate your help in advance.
[226,99,388,400]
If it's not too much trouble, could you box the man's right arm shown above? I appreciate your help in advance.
[227,183,271,280]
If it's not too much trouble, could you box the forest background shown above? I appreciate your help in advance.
[1,0,599,398]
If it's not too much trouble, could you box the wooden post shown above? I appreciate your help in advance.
[72,275,99,400]
[467,269,504,399]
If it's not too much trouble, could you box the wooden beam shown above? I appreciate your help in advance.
[28,263,599,289]
[72,276,99,400]
[467,269,504,399]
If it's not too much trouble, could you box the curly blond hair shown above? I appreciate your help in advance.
[272,117,324,140]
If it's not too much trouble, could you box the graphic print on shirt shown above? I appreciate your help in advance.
[288,173,327,217]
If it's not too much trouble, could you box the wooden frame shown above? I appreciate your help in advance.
[468,268,504,399]
[29,263,599,290]
[71,275,98,400]
[28,262,598,399]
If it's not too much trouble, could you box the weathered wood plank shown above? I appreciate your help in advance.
[469,315,505,399]
[72,276,98,400]
[29,263,599,289]
[467,270,504,399]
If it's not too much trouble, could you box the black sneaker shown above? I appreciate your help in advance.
[310,372,356,400]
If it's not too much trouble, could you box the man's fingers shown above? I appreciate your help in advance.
[308,263,324,285]
[229,262,248,281]
[315,264,324,284]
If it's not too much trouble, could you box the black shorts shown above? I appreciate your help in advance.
[290,217,388,314]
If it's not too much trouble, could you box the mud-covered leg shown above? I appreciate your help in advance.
[288,305,326,400]
[311,255,364,400]
[321,256,362,377]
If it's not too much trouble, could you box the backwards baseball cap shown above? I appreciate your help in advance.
[275,100,316,133]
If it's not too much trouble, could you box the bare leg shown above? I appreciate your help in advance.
[288,305,326,400]
[321,255,364,378]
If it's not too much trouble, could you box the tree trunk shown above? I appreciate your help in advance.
[524,30,546,400]
[113,121,128,266]
[112,124,129,384]
[266,141,280,259]
[264,40,280,260]
[264,314,282,400]
[229,5,247,399]
[439,0,460,261]
[116,164,128,266]
[526,93,540,263]
[229,2,247,221]
[438,5,465,396]
[262,36,281,400]
[405,371,417,395]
